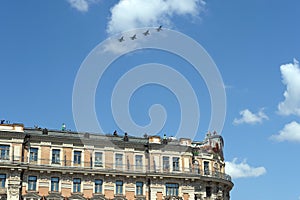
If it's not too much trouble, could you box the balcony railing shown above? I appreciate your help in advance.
[0,157,231,182]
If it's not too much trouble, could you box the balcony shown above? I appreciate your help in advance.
[0,157,232,183]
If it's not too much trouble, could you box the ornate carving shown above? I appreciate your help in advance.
[8,184,20,197]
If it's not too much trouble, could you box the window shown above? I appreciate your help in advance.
[52,149,60,164]
[28,176,37,191]
[166,183,179,196]
[51,177,59,192]
[172,157,180,171]
[94,152,103,167]
[73,151,81,165]
[204,161,210,175]
[116,180,123,194]
[135,155,143,171]
[206,187,211,197]
[136,182,143,196]
[163,156,170,171]
[115,154,123,168]
[0,174,6,188]
[29,148,38,162]
[0,145,9,160]
[95,179,103,194]
[73,178,81,193]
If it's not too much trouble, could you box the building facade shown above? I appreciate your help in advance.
[0,123,233,200]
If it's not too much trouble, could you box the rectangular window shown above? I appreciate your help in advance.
[29,148,38,162]
[135,155,143,171]
[204,161,210,175]
[163,156,170,171]
[172,157,180,171]
[28,176,37,191]
[94,152,103,167]
[73,178,81,193]
[136,182,143,196]
[51,177,59,192]
[73,151,81,165]
[115,154,123,169]
[166,183,179,196]
[0,174,6,188]
[206,187,211,197]
[95,179,103,194]
[52,149,60,164]
[116,180,123,194]
[0,145,9,160]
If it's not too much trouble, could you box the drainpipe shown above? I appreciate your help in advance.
[144,141,151,200]
[19,134,31,200]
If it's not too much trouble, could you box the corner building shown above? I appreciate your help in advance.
[0,124,233,200]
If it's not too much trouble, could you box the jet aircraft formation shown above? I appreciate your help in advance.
[118,26,162,42]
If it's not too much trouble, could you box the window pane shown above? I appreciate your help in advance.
[95,152,103,167]
[28,176,37,191]
[0,174,6,188]
[163,157,170,171]
[115,154,123,168]
[29,148,38,162]
[172,157,180,171]
[95,179,103,193]
[0,145,10,160]
[136,182,143,195]
[74,151,81,164]
[52,149,60,164]
[166,183,179,196]
[204,161,210,175]
[116,180,123,194]
[73,178,81,192]
[51,177,59,192]
[135,155,143,170]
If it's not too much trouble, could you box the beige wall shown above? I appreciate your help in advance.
[40,146,50,165]
[61,188,71,197]
[64,147,72,166]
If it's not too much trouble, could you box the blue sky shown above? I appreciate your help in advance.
[1,0,300,199]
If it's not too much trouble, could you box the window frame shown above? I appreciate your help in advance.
[204,161,210,175]
[73,151,82,165]
[115,180,123,195]
[28,176,37,191]
[165,183,179,197]
[94,179,103,194]
[135,155,143,171]
[51,149,61,164]
[73,178,81,193]
[136,181,143,196]
[0,144,10,160]
[163,156,170,171]
[172,157,180,171]
[115,153,124,169]
[50,177,59,192]
[0,174,6,188]
[29,147,38,162]
[94,152,103,168]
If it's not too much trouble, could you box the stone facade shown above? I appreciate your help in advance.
[0,124,233,200]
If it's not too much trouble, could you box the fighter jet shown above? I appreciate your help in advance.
[118,36,125,42]
[130,34,137,40]
[156,25,162,32]
[143,30,150,36]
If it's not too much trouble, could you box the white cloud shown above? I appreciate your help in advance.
[67,0,100,12]
[225,158,266,179]
[270,121,300,142]
[233,109,268,125]
[107,0,206,34]
[278,59,300,116]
